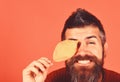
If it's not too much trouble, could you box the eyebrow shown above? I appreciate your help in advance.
[67,35,98,41]
[86,35,97,40]
[68,38,78,41]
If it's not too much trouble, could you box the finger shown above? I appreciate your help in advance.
[40,57,52,64]
[37,59,52,69]
[30,66,41,76]
[27,57,53,72]
[23,66,41,77]
[27,60,46,72]
[32,61,46,72]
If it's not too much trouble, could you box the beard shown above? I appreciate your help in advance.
[65,55,104,82]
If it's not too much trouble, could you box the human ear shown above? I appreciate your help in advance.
[103,42,108,58]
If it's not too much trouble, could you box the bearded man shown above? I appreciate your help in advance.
[23,8,120,82]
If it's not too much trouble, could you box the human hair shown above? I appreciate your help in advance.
[61,8,106,45]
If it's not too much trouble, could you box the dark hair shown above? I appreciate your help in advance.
[61,8,106,45]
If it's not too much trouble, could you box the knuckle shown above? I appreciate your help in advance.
[33,60,37,63]
[22,68,27,74]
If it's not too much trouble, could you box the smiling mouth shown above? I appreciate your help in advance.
[77,60,92,66]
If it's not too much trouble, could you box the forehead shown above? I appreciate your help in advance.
[65,26,100,40]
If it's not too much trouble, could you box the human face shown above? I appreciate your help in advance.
[65,26,103,69]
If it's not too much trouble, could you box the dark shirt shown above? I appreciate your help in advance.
[45,67,120,82]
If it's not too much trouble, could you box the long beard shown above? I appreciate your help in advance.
[65,55,104,82]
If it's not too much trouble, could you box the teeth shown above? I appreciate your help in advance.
[78,60,90,64]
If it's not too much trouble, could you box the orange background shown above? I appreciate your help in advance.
[0,0,120,82]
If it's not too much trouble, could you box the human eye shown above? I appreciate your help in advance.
[87,41,96,45]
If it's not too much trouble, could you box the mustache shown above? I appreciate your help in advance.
[67,55,103,65]
[74,55,97,62]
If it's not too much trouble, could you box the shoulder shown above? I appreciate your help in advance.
[45,67,71,82]
[103,68,120,82]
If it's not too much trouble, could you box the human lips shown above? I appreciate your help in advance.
[77,60,92,66]
[70,55,98,67]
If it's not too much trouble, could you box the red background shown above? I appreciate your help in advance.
[0,0,120,82]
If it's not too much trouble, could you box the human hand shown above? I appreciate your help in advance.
[22,57,53,82]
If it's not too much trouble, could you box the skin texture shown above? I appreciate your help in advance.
[22,26,108,82]
[22,57,53,82]
[64,26,108,82]
[65,26,103,61]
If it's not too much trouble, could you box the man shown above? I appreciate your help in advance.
[23,8,120,82]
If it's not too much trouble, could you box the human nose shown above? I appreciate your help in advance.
[76,42,87,56]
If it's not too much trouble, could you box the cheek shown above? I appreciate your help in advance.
[87,46,103,59]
